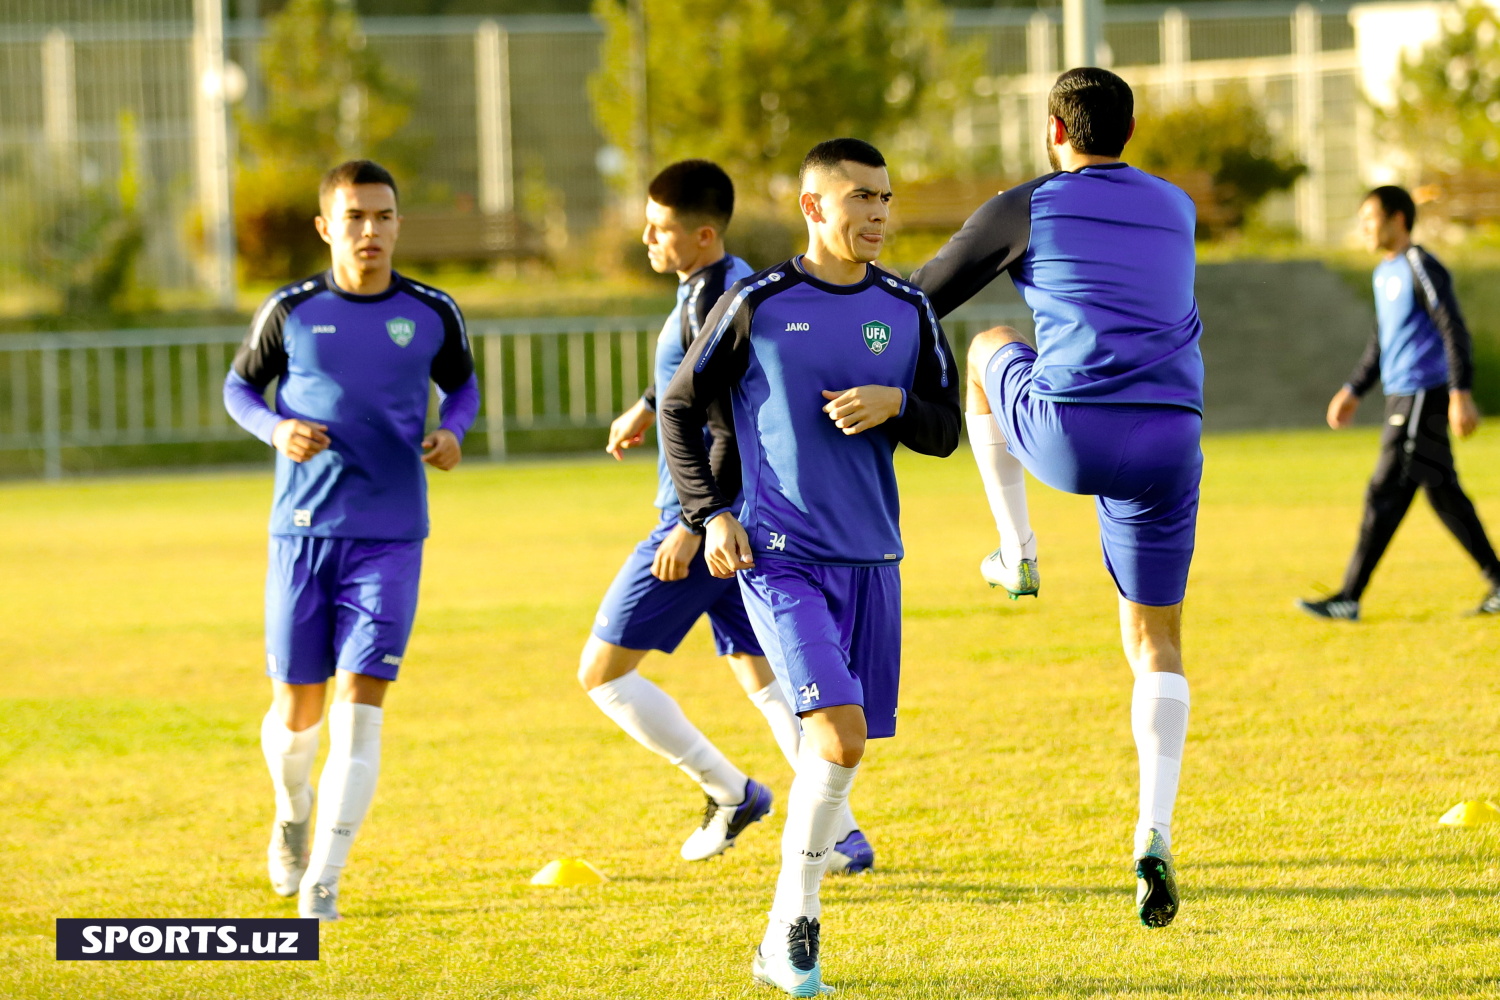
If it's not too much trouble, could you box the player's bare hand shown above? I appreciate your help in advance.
[1450,390,1481,439]
[272,418,330,463]
[651,523,702,582]
[1326,387,1360,430]
[821,385,904,435]
[705,512,754,578]
[421,429,462,470]
[607,399,655,459]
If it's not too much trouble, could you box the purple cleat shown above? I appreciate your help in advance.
[827,829,875,875]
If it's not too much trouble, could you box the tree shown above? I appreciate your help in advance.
[588,0,979,206]
[1383,0,1500,178]
[235,0,417,280]
[1131,90,1306,236]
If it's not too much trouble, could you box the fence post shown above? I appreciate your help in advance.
[1027,13,1057,176]
[1292,4,1326,242]
[484,333,507,459]
[476,20,514,216]
[1161,8,1188,106]
[40,346,61,480]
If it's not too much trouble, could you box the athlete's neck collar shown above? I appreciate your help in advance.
[680,253,729,285]
[791,255,876,295]
[324,269,405,303]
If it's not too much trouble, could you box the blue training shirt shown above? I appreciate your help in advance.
[659,258,961,566]
[224,271,477,541]
[1345,247,1474,398]
[640,255,754,516]
[912,162,1205,414]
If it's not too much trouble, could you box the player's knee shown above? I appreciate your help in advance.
[968,326,1021,370]
[578,637,633,691]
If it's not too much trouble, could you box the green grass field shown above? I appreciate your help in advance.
[5,429,1500,999]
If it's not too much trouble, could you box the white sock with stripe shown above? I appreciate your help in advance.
[589,672,747,805]
[303,703,382,891]
[967,412,1035,562]
[768,742,858,927]
[1132,672,1190,854]
[261,709,319,824]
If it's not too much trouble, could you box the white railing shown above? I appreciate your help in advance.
[0,307,1031,479]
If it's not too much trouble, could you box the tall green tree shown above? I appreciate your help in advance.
[1132,90,1305,236]
[235,0,416,279]
[1384,0,1500,177]
[589,0,978,205]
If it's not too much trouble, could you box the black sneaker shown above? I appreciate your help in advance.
[1296,596,1360,621]
[1476,589,1500,616]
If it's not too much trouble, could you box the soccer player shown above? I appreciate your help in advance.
[1298,186,1500,621]
[912,68,1201,929]
[223,160,479,921]
[580,159,872,870]
[659,138,960,995]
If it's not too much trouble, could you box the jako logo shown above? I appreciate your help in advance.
[785,322,810,331]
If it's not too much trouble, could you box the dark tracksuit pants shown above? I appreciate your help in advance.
[1341,387,1500,600]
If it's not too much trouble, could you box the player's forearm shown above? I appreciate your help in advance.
[223,371,280,446]
[660,405,729,529]
[894,393,962,456]
[436,374,480,444]
[1345,331,1381,397]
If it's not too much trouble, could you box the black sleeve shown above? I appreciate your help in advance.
[429,295,476,393]
[232,299,291,389]
[1408,249,1474,392]
[659,292,753,532]
[910,180,1044,320]
[641,384,657,411]
[891,298,962,456]
[1346,324,1381,397]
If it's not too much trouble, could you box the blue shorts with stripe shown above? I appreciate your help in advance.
[265,535,423,685]
[737,559,902,739]
[591,510,763,657]
[982,341,1202,606]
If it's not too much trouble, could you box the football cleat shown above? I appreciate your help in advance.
[1296,595,1360,622]
[267,792,313,897]
[298,881,339,922]
[980,546,1039,599]
[826,830,874,875]
[1475,588,1500,616]
[753,917,834,996]
[1134,829,1179,928]
[681,778,773,861]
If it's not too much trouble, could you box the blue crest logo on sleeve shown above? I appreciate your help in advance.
[386,317,416,347]
[862,320,892,356]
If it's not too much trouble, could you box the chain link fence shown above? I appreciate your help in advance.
[0,2,1412,310]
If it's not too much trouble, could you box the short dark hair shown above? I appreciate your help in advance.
[1048,67,1134,158]
[799,138,886,188]
[319,160,399,216]
[647,159,735,231]
[1365,185,1416,231]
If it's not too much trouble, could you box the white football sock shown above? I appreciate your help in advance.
[747,683,862,841]
[1132,672,1190,854]
[966,412,1035,562]
[589,672,747,806]
[303,703,382,891]
[261,709,319,824]
[768,742,858,926]
[748,681,801,770]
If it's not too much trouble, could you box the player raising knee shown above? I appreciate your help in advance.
[223,160,479,921]
[914,68,1202,929]
[581,159,872,871]
[660,139,960,995]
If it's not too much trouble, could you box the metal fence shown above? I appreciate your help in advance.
[0,2,1416,309]
[0,308,1031,479]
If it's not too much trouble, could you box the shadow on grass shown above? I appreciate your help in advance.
[837,972,1500,997]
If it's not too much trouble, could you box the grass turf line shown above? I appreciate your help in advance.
[3,428,1500,998]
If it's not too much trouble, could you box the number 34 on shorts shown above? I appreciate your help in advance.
[798,683,820,702]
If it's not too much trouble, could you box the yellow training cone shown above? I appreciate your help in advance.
[530,858,608,887]
[1438,800,1500,827]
